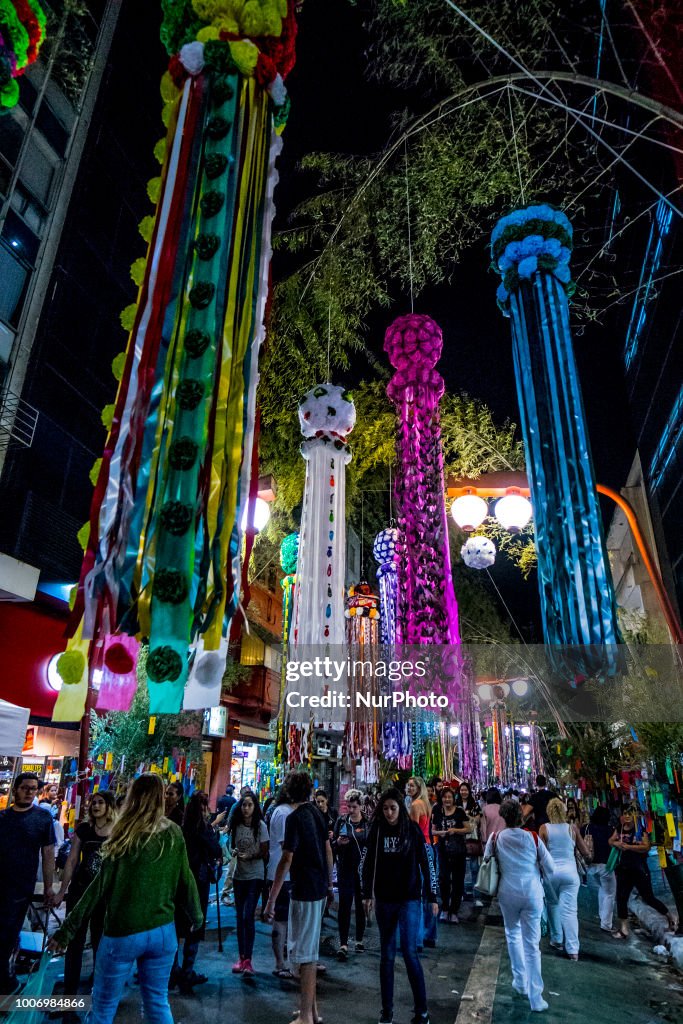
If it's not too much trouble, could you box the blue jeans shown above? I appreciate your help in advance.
[465,855,480,896]
[233,878,262,960]
[375,900,427,1016]
[88,922,177,1024]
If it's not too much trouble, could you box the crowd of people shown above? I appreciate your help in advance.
[0,769,678,1024]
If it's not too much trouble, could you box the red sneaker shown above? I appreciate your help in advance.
[231,958,245,974]
[241,959,255,976]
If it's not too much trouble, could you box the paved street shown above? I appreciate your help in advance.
[41,885,683,1024]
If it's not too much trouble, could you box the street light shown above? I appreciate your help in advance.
[494,492,532,533]
[450,490,488,532]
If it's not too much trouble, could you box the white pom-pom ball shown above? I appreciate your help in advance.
[180,42,205,76]
[298,383,356,438]
[461,536,496,570]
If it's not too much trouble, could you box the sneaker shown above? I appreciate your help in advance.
[231,958,245,974]
[439,911,450,923]
[474,899,484,907]
[450,914,460,924]
[411,1014,430,1024]
[337,945,348,961]
[355,941,365,952]
[241,959,255,976]
[530,1000,549,1012]
[379,1012,393,1024]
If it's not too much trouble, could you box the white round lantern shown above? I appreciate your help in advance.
[240,496,271,533]
[511,678,529,697]
[450,492,488,532]
[494,493,532,533]
[461,535,496,570]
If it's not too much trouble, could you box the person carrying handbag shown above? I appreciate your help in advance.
[482,800,555,1013]
[609,809,676,939]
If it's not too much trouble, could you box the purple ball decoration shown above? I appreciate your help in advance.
[384,314,443,372]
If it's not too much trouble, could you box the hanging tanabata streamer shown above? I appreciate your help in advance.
[0,0,47,112]
[491,205,622,677]
[384,313,482,781]
[275,531,298,763]
[343,581,381,775]
[288,384,355,765]
[62,3,301,719]
[373,527,399,646]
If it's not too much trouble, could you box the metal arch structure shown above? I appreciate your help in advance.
[300,70,683,302]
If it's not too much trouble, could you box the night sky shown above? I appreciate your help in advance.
[271,0,639,637]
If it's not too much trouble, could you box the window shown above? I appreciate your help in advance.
[36,101,69,158]
[240,633,265,667]
[20,132,59,206]
[0,112,26,168]
[0,239,30,327]
[2,208,41,263]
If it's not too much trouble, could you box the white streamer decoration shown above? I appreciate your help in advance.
[292,384,355,649]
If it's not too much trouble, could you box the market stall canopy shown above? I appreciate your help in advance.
[0,699,31,756]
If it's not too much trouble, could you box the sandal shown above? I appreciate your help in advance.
[273,968,296,979]
[290,1013,323,1024]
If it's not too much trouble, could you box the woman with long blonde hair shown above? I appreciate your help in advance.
[539,798,591,959]
[50,774,202,1024]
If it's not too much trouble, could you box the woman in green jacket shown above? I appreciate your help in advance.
[50,774,202,1024]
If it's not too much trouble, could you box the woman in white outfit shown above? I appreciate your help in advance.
[483,799,555,1013]
[539,798,591,959]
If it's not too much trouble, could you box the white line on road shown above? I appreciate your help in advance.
[453,905,505,1024]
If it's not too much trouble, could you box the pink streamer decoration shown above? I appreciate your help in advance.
[96,634,140,711]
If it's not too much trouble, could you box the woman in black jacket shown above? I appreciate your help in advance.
[172,791,222,994]
[332,788,369,960]
[362,788,439,1024]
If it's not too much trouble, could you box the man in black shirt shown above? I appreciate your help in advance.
[265,772,333,1024]
[0,773,56,993]
[216,784,236,815]
[529,775,556,828]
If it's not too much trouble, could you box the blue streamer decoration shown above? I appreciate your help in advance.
[492,205,622,679]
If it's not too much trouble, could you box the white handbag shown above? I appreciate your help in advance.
[475,834,499,896]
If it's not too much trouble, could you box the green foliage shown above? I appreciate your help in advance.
[89,685,204,777]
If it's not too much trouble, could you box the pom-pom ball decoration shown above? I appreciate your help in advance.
[0,1,47,112]
[96,634,140,712]
[491,207,622,678]
[65,2,303,716]
[298,383,356,439]
[56,650,86,686]
[461,536,496,570]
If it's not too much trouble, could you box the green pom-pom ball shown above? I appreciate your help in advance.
[57,649,86,686]
[160,500,193,536]
[153,567,189,605]
[184,329,211,358]
[176,379,204,410]
[200,191,224,218]
[146,645,183,683]
[204,153,228,180]
[169,437,199,470]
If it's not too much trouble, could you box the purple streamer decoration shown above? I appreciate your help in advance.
[384,314,461,647]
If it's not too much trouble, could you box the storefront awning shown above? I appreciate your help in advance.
[0,698,31,756]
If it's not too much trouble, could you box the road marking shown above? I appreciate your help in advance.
[454,906,504,1024]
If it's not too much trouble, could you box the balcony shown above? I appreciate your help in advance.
[0,387,39,451]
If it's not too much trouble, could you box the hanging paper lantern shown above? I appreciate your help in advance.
[461,536,496,570]
[345,581,380,620]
